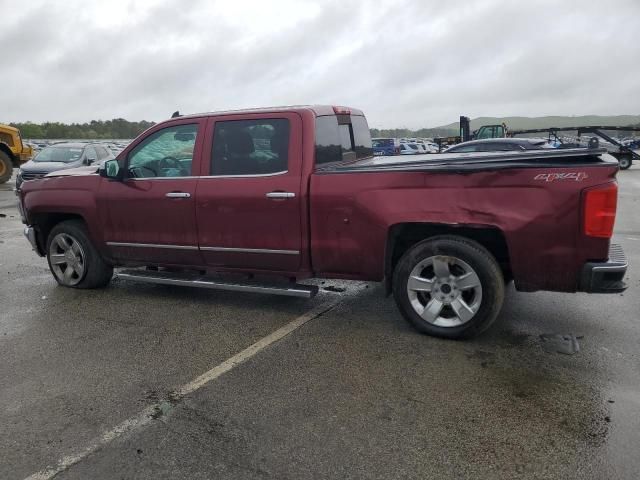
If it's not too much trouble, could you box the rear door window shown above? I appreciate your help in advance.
[210,119,290,176]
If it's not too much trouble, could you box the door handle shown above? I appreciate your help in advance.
[266,192,295,199]
[165,192,191,198]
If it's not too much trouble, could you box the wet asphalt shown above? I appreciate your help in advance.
[1,166,639,480]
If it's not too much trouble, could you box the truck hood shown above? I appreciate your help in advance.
[20,160,84,173]
[45,165,99,177]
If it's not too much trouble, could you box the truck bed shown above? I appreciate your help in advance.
[318,147,616,173]
[310,146,619,292]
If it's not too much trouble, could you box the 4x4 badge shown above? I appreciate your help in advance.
[534,172,589,182]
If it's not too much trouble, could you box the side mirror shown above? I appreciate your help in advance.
[99,159,123,180]
[85,156,97,165]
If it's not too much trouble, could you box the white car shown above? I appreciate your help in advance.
[414,143,430,154]
[407,139,438,154]
[416,140,438,153]
[399,143,422,155]
[424,142,439,153]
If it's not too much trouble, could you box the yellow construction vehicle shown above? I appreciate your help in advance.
[0,124,33,183]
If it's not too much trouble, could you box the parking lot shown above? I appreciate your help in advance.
[1,167,638,480]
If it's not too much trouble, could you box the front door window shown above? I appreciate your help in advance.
[127,124,197,178]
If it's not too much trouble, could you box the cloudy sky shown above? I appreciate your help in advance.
[2,0,638,129]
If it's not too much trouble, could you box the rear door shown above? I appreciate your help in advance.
[195,112,303,272]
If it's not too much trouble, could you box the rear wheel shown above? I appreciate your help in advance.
[618,156,632,170]
[46,220,113,289]
[0,151,13,184]
[392,236,505,339]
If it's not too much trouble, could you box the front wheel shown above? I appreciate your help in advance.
[392,236,505,339]
[46,220,113,289]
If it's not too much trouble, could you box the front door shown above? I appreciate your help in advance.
[195,113,303,272]
[102,120,204,265]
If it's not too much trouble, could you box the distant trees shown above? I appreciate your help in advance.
[8,119,155,139]
[370,127,457,139]
[10,117,637,141]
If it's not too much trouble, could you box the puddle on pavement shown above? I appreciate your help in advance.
[488,364,609,446]
[466,330,611,457]
[540,333,582,355]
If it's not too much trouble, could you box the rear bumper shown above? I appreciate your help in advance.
[579,243,628,293]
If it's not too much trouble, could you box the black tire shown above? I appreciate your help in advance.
[46,220,113,289]
[0,151,13,184]
[618,156,632,170]
[392,235,504,339]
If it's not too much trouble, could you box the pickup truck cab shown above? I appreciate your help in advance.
[18,105,628,339]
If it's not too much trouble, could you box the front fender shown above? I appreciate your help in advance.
[22,175,105,250]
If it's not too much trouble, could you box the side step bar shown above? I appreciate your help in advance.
[116,269,318,298]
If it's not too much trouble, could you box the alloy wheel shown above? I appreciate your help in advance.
[49,233,86,286]
[406,255,483,327]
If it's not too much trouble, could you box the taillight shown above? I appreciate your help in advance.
[583,182,618,238]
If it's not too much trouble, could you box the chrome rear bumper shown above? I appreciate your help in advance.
[579,243,628,293]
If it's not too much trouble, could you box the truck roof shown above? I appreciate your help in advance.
[175,105,365,121]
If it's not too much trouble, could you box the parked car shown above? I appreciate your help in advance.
[421,141,439,153]
[16,142,114,190]
[18,105,627,340]
[399,143,421,155]
[372,138,396,156]
[444,138,550,153]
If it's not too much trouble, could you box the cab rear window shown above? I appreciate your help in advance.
[315,115,373,165]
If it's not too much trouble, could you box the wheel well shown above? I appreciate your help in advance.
[385,223,511,294]
[0,142,16,165]
[32,213,86,254]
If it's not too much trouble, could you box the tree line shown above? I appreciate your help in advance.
[9,120,458,141]
[9,119,155,139]
[370,127,457,139]
[9,120,638,141]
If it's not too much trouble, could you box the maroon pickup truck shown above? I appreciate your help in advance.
[17,105,628,339]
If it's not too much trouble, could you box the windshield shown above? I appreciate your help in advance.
[34,146,84,163]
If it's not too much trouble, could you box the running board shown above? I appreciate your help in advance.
[116,269,318,298]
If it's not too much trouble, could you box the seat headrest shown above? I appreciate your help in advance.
[270,132,288,156]
[226,130,255,155]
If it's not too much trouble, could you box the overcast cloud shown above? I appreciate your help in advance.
[1,0,638,128]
